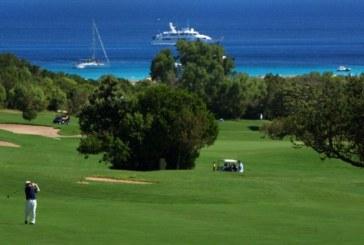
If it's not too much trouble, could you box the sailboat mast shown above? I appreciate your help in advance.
[92,21,96,60]
[93,21,110,64]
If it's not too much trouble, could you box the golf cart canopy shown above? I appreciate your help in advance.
[221,159,238,164]
[57,110,68,114]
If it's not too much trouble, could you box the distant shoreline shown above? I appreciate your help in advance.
[39,62,360,81]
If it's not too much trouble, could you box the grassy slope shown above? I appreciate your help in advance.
[0,111,363,244]
[0,110,80,135]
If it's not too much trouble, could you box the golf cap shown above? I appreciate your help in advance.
[25,180,31,185]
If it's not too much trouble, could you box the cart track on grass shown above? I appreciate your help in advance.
[0,140,20,148]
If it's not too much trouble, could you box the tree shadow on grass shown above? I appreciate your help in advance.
[248,125,260,131]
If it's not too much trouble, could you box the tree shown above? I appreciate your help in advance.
[47,87,67,111]
[243,77,267,119]
[177,40,234,75]
[78,80,218,170]
[38,77,67,111]
[67,84,95,114]
[150,41,236,118]
[150,41,274,120]
[212,74,257,119]
[22,108,38,121]
[137,85,218,169]
[78,76,150,169]
[344,76,364,165]
[0,54,34,92]
[177,40,233,107]
[150,49,176,84]
[262,74,294,119]
[0,83,6,108]
[7,84,46,121]
[0,53,97,119]
[264,74,364,167]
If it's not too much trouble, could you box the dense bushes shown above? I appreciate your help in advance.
[4,50,364,168]
[150,41,283,120]
[151,41,247,119]
[151,44,364,167]
[0,53,96,119]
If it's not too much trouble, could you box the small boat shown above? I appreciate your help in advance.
[151,22,220,46]
[75,59,104,69]
[75,21,110,69]
[337,66,351,72]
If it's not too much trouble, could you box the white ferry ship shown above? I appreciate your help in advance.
[151,22,219,46]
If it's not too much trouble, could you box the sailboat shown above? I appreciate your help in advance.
[75,21,110,69]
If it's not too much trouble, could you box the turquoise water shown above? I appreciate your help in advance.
[41,61,151,81]
[41,62,358,80]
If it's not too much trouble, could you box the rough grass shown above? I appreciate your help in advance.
[0,111,363,244]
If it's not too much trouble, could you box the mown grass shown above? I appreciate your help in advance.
[0,111,363,244]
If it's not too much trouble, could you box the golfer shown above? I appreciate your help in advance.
[239,161,244,174]
[24,180,40,225]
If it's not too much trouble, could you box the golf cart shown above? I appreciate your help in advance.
[216,159,243,172]
[53,110,70,125]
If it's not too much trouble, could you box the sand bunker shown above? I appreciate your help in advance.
[0,140,20,148]
[85,176,154,185]
[0,124,60,138]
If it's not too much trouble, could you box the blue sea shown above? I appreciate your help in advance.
[1,0,364,80]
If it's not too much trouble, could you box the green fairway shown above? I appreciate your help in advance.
[0,111,363,244]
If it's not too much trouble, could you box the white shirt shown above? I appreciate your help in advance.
[239,163,244,173]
